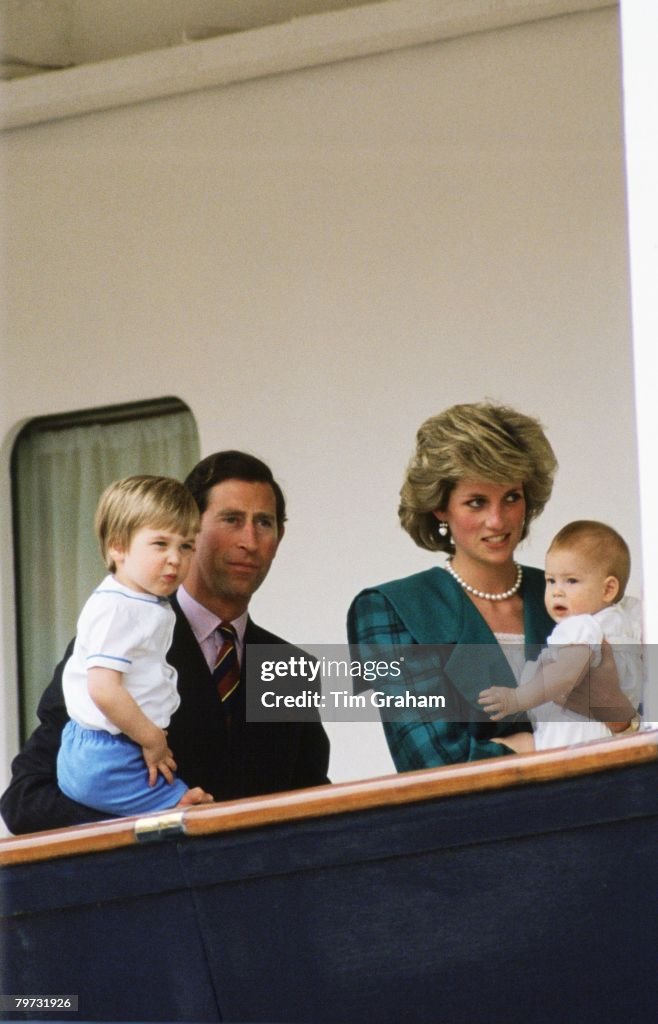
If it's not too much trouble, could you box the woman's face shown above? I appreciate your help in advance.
[436,478,526,569]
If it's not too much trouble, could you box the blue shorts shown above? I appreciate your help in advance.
[57,720,188,817]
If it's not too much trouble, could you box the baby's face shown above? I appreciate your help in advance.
[544,547,616,622]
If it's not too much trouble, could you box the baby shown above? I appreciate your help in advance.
[479,520,642,750]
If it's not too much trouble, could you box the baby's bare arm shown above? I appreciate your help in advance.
[560,639,637,726]
[517,645,591,709]
[479,646,591,721]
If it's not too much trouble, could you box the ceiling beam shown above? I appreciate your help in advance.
[0,0,617,131]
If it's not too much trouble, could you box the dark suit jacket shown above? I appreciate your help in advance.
[0,600,330,835]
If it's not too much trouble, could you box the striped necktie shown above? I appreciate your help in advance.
[213,622,240,702]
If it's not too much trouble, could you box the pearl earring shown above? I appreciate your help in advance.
[438,521,449,537]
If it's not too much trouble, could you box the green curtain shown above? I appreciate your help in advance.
[13,404,200,739]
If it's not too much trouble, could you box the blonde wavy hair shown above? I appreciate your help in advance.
[95,475,200,571]
[399,402,557,552]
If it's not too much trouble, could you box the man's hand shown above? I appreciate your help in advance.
[177,787,215,806]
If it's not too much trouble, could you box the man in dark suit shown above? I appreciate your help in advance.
[0,451,330,834]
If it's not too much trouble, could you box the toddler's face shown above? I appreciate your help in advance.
[544,547,617,622]
[110,526,197,598]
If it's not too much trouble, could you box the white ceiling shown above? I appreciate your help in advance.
[0,0,384,75]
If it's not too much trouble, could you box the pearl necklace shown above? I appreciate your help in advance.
[445,558,523,601]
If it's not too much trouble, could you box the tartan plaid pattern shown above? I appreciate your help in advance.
[348,588,517,771]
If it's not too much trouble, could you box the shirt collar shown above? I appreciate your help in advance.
[100,574,167,605]
[176,584,248,647]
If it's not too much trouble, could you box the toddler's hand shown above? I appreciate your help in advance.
[478,686,519,721]
[142,729,177,786]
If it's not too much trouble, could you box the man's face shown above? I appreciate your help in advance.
[191,479,283,615]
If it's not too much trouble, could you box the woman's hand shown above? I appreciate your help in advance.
[490,732,535,754]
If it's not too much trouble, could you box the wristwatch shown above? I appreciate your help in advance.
[613,712,642,735]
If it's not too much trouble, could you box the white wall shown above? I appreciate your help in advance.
[620,1,658,639]
[0,6,638,791]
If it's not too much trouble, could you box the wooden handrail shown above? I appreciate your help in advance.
[2,731,657,867]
